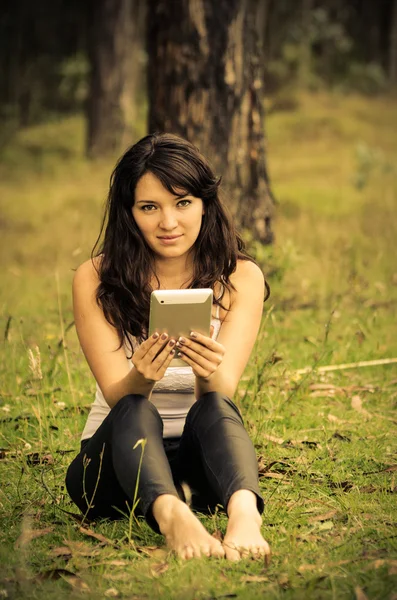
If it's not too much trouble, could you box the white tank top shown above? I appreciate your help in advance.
[81,295,223,441]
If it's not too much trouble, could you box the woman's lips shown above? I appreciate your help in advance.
[157,234,182,244]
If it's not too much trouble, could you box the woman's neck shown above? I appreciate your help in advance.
[152,256,194,290]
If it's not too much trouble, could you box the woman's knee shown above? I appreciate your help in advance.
[110,394,164,438]
[113,393,146,411]
[111,394,161,420]
[187,391,243,427]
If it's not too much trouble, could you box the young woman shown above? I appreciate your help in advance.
[66,133,271,562]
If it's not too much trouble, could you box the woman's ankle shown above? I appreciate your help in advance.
[227,489,262,523]
[152,493,187,532]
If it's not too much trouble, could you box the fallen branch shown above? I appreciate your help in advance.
[296,358,397,375]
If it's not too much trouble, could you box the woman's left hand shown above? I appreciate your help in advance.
[176,327,225,380]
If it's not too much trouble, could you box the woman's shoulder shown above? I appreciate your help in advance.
[231,258,264,286]
[228,259,265,304]
[73,255,103,291]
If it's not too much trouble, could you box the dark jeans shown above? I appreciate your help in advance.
[65,391,264,533]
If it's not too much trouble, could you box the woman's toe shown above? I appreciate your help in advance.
[200,545,211,557]
[212,543,226,558]
[182,546,194,560]
[224,542,241,562]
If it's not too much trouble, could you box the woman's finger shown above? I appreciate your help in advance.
[178,344,219,375]
[151,338,176,369]
[133,331,164,361]
[144,333,171,361]
[178,351,212,378]
[176,337,224,363]
[156,346,176,376]
[187,331,225,353]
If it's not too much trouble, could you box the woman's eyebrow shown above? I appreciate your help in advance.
[135,195,190,204]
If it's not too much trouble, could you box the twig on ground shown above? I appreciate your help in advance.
[295,357,397,375]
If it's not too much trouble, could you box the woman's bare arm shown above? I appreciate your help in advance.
[73,258,155,407]
[194,259,265,399]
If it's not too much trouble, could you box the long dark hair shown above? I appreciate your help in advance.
[91,132,268,353]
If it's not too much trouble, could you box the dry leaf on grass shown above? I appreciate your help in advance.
[150,562,169,577]
[310,390,338,398]
[50,546,72,559]
[355,586,369,600]
[37,567,92,589]
[307,510,337,523]
[367,559,397,574]
[316,521,334,531]
[351,395,372,419]
[137,546,168,559]
[36,567,77,581]
[15,526,53,548]
[104,588,120,598]
[389,565,397,575]
[330,432,351,442]
[296,533,322,543]
[26,452,54,466]
[62,573,90,592]
[262,434,285,445]
[359,485,378,493]
[79,526,118,547]
[258,459,292,474]
[363,464,397,475]
[278,573,289,588]
[293,456,310,465]
[298,564,318,572]
[327,414,348,424]
[310,384,342,391]
[299,440,322,449]
[212,529,223,542]
[63,540,102,557]
[240,575,269,583]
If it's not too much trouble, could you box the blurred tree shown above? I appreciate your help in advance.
[298,0,314,87]
[147,0,275,243]
[262,0,395,93]
[390,0,397,83]
[86,0,145,158]
[0,0,86,130]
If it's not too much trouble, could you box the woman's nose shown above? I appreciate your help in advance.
[159,210,178,230]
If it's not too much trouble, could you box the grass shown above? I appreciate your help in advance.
[0,90,397,599]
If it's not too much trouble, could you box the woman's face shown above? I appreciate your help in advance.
[132,171,205,261]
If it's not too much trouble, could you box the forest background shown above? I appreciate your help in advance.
[0,1,397,599]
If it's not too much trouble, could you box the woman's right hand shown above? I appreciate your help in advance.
[132,332,176,383]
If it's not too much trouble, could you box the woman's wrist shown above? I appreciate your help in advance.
[195,373,218,398]
[105,368,155,408]
[128,367,156,395]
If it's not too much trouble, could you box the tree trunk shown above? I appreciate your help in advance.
[389,0,397,84]
[298,0,314,87]
[147,0,275,243]
[86,0,144,158]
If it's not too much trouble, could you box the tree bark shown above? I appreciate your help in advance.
[147,0,275,243]
[86,0,144,158]
[298,0,314,87]
[389,0,397,84]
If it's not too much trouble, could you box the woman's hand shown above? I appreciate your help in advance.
[132,332,176,383]
[176,328,225,380]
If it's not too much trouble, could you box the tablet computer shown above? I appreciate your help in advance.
[149,288,213,367]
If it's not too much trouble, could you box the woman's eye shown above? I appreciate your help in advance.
[140,200,191,211]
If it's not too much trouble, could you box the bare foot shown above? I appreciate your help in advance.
[152,494,225,560]
[223,490,271,562]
